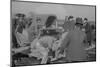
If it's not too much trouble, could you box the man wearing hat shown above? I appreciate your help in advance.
[59,18,87,62]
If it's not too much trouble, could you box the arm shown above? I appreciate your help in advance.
[59,32,70,53]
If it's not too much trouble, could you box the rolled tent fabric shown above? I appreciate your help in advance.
[39,36,56,48]
[29,37,49,64]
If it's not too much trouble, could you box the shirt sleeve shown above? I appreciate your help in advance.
[59,32,70,50]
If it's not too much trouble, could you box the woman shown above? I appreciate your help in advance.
[45,15,57,29]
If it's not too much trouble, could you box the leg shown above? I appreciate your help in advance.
[41,51,48,64]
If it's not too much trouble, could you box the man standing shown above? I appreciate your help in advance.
[83,18,92,46]
[60,19,87,62]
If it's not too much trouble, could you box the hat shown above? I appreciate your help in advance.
[68,16,74,20]
[75,17,83,25]
[36,17,41,21]
[15,13,25,17]
[84,18,88,21]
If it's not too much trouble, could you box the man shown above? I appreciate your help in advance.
[12,15,19,48]
[83,18,92,46]
[12,13,27,48]
[15,13,30,47]
[63,16,75,32]
[15,13,26,34]
[59,19,87,62]
[65,16,68,22]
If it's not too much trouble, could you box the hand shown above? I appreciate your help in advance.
[58,48,64,54]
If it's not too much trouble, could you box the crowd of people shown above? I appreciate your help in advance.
[11,13,96,66]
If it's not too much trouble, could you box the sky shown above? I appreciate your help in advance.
[12,1,95,21]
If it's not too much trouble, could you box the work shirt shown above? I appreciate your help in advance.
[60,28,87,61]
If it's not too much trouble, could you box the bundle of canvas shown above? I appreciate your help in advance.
[29,31,69,63]
[29,37,50,64]
[50,32,68,61]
